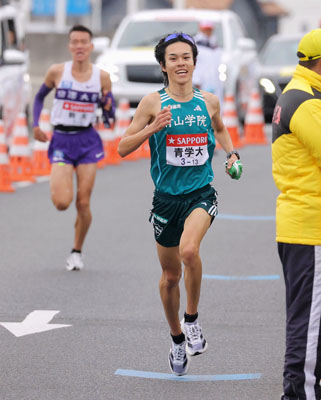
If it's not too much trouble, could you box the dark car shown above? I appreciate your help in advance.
[256,33,302,122]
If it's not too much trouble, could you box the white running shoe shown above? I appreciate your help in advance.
[168,340,190,376]
[66,252,84,271]
[181,318,208,356]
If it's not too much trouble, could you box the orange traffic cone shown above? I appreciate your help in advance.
[222,93,242,148]
[96,119,108,169]
[243,87,267,145]
[32,109,52,176]
[140,139,150,158]
[115,99,140,161]
[0,120,14,192]
[9,112,35,182]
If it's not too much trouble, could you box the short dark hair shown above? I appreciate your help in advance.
[69,25,93,39]
[154,32,198,87]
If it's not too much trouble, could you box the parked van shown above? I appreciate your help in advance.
[0,4,31,142]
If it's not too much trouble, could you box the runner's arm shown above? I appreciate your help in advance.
[32,65,60,142]
[118,93,171,157]
[99,70,115,127]
[207,93,239,167]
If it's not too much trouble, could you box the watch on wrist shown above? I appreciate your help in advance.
[226,150,240,160]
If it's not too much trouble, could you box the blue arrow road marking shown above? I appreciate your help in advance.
[216,214,275,221]
[115,369,261,381]
[203,274,280,281]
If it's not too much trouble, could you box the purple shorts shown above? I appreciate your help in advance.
[48,125,104,166]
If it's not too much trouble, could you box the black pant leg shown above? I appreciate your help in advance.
[278,243,321,400]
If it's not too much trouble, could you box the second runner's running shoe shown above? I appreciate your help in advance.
[66,252,84,271]
[168,340,190,376]
[181,318,208,356]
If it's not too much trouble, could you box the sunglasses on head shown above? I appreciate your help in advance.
[164,33,195,44]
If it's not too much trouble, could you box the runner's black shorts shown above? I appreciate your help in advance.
[149,184,218,247]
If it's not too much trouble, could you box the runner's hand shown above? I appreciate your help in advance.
[33,126,49,142]
[225,160,243,180]
[150,106,172,134]
[101,90,116,128]
[101,90,115,112]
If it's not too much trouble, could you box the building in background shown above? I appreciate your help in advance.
[233,0,288,49]
[17,0,101,33]
[276,0,321,34]
[101,0,170,37]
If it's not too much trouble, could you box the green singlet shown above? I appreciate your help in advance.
[149,88,216,195]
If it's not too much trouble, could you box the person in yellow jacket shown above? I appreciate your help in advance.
[272,29,321,400]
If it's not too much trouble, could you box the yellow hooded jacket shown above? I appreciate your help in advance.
[272,64,321,245]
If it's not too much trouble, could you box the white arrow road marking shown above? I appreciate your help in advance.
[0,310,71,337]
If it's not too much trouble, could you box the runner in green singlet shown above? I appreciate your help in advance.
[118,32,242,376]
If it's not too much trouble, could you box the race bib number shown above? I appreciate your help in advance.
[62,101,95,126]
[166,133,209,167]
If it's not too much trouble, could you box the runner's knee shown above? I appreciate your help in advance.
[54,199,72,211]
[179,243,199,266]
[76,198,90,214]
[51,187,73,210]
[161,270,182,288]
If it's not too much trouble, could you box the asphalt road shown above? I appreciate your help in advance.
[0,132,285,400]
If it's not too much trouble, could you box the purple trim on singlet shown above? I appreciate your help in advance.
[55,88,100,103]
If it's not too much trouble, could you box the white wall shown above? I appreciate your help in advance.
[277,0,321,34]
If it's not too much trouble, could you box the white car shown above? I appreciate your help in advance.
[0,4,31,142]
[95,9,257,121]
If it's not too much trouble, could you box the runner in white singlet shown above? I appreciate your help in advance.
[33,25,115,271]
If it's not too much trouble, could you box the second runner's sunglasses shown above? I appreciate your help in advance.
[164,33,195,44]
